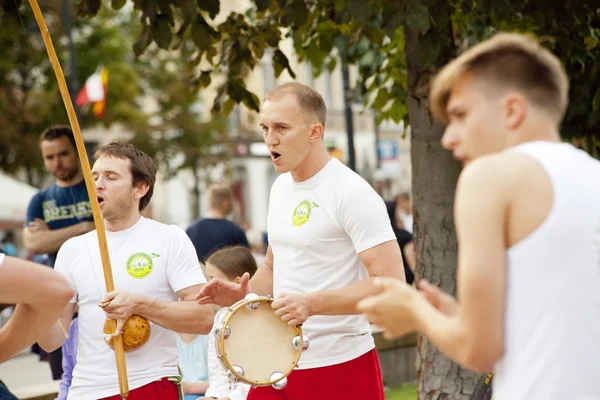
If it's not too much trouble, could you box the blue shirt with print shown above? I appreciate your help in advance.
[25,180,93,267]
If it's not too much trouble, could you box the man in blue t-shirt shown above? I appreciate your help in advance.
[23,125,94,380]
[186,183,249,263]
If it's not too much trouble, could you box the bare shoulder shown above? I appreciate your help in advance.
[458,152,547,195]
[459,152,552,246]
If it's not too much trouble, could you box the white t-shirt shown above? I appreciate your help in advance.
[54,217,206,399]
[267,158,396,369]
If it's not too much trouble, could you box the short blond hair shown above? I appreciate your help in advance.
[430,32,569,124]
[264,82,327,126]
[208,183,232,209]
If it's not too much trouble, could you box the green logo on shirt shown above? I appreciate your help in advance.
[126,252,153,279]
[292,200,319,227]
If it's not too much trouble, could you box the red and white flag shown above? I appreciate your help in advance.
[75,67,108,117]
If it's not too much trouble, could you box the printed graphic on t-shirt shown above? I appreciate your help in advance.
[126,252,155,279]
[292,200,319,227]
[42,199,92,222]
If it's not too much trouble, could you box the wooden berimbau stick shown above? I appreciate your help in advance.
[27,1,130,397]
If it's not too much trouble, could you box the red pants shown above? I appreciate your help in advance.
[247,349,384,400]
[100,377,179,400]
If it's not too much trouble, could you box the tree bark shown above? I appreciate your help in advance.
[190,156,201,221]
[404,3,479,399]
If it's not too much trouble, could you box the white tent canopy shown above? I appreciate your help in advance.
[0,173,38,222]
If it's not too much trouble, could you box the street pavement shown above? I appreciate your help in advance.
[0,350,59,399]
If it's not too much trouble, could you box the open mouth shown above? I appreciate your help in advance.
[97,196,105,205]
[271,151,281,161]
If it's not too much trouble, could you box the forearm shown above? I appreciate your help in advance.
[183,381,209,394]
[248,263,273,296]
[309,277,382,316]
[37,320,69,353]
[25,223,89,254]
[134,295,213,334]
[0,303,64,361]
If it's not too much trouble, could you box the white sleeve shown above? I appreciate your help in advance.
[0,253,5,266]
[54,240,78,303]
[205,328,231,398]
[167,226,207,293]
[337,183,397,254]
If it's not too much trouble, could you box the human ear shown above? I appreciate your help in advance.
[309,124,324,142]
[504,94,526,130]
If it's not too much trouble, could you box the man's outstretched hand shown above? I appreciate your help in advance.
[196,272,250,307]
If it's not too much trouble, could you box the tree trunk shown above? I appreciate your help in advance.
[404,5,479,399]
[190,157,201,221]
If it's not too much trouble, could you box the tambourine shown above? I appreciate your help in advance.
[214,293,310,389]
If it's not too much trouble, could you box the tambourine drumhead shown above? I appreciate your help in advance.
[216,296,304,386]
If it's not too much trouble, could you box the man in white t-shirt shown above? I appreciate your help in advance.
[0,254,73,363]
[358,33,600,400]
[38,141,214,400]
[196,82,405,399]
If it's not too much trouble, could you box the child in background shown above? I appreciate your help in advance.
[55,317,78,400]
[204,246,257,400]
[178,312,210,399]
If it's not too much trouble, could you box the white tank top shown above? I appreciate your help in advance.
[494,141,600,400]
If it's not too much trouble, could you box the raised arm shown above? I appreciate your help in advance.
[0,255,74,361]
[196,245,275,306]
[359,156,512,372]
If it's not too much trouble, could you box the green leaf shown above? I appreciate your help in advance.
[141,0,157,20]
[205,45,218,62]
[255,0,270,12]
[342,0,377,25]
[406,4,430,36]
[158,0,173,16]
[223,98,236,115]
[327,57,337,72]
[585,36,599,51]
[383,7,405,38]
[133,23,153,56]
[593,88,600,112]
[111,0,127,11]
[243,90,261,111]
[152,14,174,49]
[372,89,390,111]
[280,11,293,26]
[191,17,213,51]
[388,99,407,123]
[197,0,220,19]
[250,37,266,59]
[78,0,101,16]
[272,50,296,78]
[199,70,212,88]
[290,0,309,27]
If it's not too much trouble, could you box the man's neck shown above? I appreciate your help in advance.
[105,213,142,232]
[206,209,227,219]
[291,145,332,183]
[509,116,562,147]
[55,171,84,188]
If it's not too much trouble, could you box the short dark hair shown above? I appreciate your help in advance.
[206,246,258,281]
[93,140,156,211]
[40,125,77,149]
